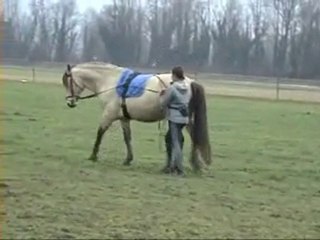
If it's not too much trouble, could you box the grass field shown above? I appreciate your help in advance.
[1,80,320,239]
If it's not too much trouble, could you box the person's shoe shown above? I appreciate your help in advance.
[176,168,185,177]
[161,166,172,174]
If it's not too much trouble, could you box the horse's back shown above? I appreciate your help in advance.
[121,73,194,122]
[120,74,168,121]
[116,69,154,98]
[146,73,194,88]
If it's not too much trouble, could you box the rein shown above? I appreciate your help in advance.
[65,71,166,101]
[77,86,161,100]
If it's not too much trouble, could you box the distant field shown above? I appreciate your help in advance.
[1,80,320,238]
[2,64,320,103]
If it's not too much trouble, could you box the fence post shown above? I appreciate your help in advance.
[276,76,280,100]
[32,68,36,82]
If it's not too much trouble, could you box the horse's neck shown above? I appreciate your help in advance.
[154,74,169,87]
[77,68,121,93]
[92,76,114,92]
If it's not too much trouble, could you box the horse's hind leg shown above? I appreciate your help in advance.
[88,116,114,162]
[121,119,133,166]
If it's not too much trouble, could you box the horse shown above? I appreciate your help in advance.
[61,61,212,172]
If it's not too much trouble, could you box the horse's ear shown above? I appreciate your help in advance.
[67,64,71,72]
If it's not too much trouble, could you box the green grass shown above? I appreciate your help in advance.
[1,80,320,239]
[2,65,63,83]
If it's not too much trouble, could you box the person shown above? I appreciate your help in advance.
[159,66,191,176]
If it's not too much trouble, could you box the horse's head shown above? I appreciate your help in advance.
[62,64,85,108]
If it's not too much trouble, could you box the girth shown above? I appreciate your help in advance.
[121,71,141,119]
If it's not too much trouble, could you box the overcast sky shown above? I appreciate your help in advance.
[20,0,110,13]
[20,0,249,14]
[72,0,110,12]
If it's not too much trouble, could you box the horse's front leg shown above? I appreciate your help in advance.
[120,119,133,166]
[88,113,114,162]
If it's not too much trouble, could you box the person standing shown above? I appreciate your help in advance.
[160,66,191,176]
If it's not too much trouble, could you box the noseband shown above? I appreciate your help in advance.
[64,70,83,101]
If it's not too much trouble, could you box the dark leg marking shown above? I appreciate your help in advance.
[121,120,133,166]
[89,126,108,162]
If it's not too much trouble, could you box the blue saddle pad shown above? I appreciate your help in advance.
[116,68,153,98]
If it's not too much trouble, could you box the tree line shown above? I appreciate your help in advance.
[3,0,320,79]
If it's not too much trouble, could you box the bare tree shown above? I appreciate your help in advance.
[294,0,320,78]
[98,0,145,65]
[272,0,299,76]
[4,0,320,79]
[248,0,269,74]
[52,0,79,62]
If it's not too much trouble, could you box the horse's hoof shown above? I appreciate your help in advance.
[88,156,98,162]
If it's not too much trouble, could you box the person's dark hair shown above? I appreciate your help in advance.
[172,66,185,80]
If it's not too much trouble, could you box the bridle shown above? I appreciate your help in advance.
[64,70,83,101]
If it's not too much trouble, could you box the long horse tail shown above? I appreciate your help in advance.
[189,81,212,170]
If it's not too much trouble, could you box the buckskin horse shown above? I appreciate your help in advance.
[62,62,212,172]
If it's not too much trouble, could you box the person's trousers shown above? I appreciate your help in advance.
[165,121,186,171]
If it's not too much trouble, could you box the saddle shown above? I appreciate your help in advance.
[120,71,142,119]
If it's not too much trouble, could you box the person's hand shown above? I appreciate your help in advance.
[160,89,166,96]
